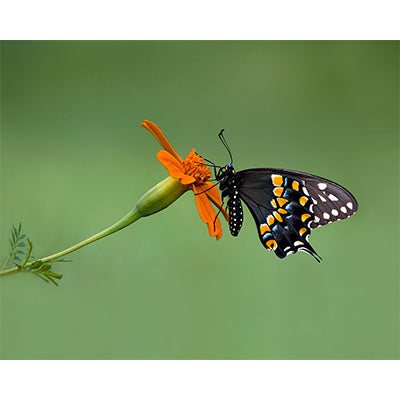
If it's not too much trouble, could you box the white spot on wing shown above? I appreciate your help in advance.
[294,241,303,247]
[318,183,327,190]
[318,194,327,202]
[347,202,353,210]
[341,206,347,213]
[331,209,339,216]
[302,187,310,196]
[328,194,339,201]
[314,216,320,223]
[323,212,330,220]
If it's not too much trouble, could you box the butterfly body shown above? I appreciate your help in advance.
[218,163,243,236]
[216,164,358,261]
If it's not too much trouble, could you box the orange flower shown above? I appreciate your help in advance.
[141,120,228,240]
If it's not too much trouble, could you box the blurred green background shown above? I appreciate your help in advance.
[1,41,398,359]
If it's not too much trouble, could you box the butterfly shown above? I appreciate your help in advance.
[211,130,358,261]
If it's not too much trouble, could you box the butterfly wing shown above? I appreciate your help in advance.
[235,168,358,261]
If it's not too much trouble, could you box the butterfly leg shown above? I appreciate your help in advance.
[213,198,226,231]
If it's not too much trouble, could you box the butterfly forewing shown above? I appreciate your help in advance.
[235,168,358,261]
[264,168,358,228]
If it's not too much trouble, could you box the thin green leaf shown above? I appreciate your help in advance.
[45,271,63,279]
[45,275,59,286]
[34,273,49,283]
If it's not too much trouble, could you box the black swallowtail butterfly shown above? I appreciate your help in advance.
[211,130,358,262]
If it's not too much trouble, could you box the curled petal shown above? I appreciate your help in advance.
[193,185,223,240]
[201,182,229,222]
[142,120,183,163]
[157,150,185,180]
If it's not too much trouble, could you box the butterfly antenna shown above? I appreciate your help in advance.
[218,129,233,164]
[194,152,223,169]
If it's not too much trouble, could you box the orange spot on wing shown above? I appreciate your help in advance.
[301,213,311,222]
[299,227,307,235]
[292,180,300,191]
[278,208,288,214]
[273,187,284,197]
[270,199,277,208]
[273,211,283,222]
[277,198,288,207]
[299,196,308,206]
[267,215,275,226]
[272,175,283,186]
[260,224,270,235]
[266,239,277,250]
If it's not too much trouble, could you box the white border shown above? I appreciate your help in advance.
[1,360,399,400]
[0,1,399,39]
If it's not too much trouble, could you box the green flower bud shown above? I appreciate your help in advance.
[135,176,189,217]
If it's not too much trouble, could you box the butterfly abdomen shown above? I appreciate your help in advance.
[218,164,244,237]
[227,195,243,236]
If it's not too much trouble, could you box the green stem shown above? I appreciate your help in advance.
[0,176,188,279]
[0,208,141,278]
[38,207,142,264]
[0,266,20,277]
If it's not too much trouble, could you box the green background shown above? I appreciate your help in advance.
[1,41,398,359]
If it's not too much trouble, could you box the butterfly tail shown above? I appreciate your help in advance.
[299,245,322,263]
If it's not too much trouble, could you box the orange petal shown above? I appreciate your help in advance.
[142,120,183,163]
[193,185,223,240]
[180,174,196,185]
[200,182,229,222]
[156,150,185,180]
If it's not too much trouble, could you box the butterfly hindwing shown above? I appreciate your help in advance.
[235,168,357,260]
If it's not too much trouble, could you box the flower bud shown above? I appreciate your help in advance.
[135,176,189,217]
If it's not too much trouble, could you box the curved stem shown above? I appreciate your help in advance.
[34,176,185,265]
[1,176,188,279]
[0,207,142,278]
[0,266,20,277]
[38,207,142,264]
